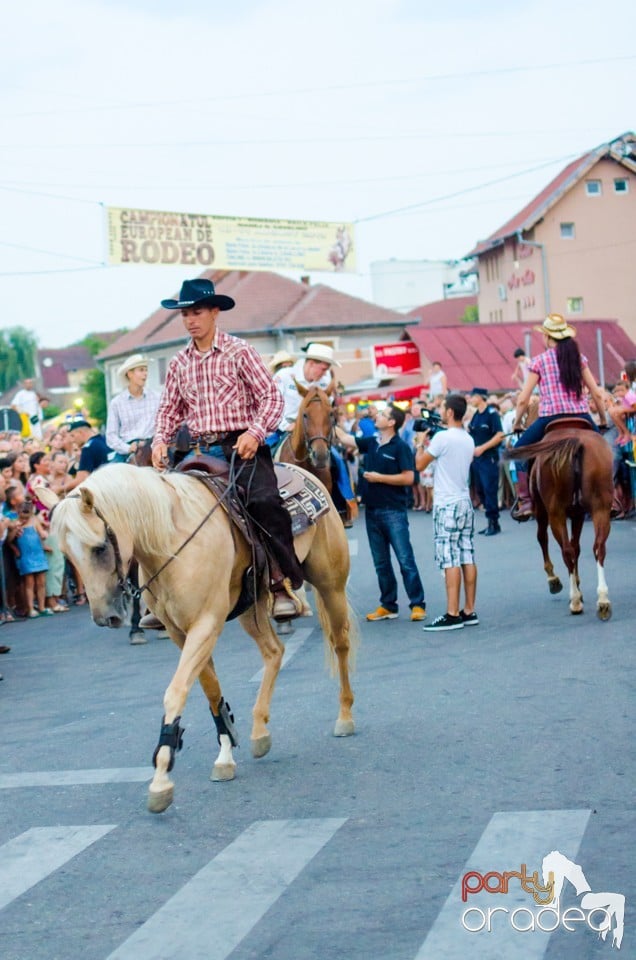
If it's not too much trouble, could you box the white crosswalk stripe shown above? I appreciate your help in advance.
[414,809,592,959]
[0,825,116,911]
[0,768,152,789]
[105,818,346,960]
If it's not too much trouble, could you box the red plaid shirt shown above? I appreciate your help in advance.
[153,330,284,446]
[528,347,590,416]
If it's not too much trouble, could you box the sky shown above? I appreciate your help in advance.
[1,0,635,348]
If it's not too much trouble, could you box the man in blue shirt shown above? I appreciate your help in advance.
[337,405,426,622]
[467,388,504,536]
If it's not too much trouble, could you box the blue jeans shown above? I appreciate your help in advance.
[365,507,425,611]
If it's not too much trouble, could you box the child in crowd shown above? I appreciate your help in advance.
[11,498,51,618]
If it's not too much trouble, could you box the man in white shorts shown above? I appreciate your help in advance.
[416,393,478,631]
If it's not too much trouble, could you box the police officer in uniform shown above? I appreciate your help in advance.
[467,388,504,536]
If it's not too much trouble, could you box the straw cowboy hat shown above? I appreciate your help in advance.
[161,278,235,312]
[117,354,153,387]
[535,313,577,340]
[268,350,295,373]
[300,342,341,367]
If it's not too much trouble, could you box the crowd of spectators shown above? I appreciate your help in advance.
[2,353,634,656]
[0,421,87,637]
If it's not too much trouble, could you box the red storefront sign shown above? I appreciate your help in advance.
[372,341,421,377]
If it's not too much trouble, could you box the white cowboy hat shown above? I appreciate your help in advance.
[268,350,295,373]
[117,353,153,386]
[301,342,341,368]
[535,313,577,341]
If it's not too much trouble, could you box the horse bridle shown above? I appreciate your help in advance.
[301,393,336,454]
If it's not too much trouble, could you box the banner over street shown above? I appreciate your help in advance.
[107,207,356,273]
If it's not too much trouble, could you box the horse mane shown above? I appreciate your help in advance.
[54,464,210,558]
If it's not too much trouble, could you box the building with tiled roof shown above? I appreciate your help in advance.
[464,132,636,339]
[98,270,413,401]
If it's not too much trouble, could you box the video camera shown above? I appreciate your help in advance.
[412,409,445,436]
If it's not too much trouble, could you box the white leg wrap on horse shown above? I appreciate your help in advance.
[596,561,609,603]
[211,733,236,781]
[569,572,583,612]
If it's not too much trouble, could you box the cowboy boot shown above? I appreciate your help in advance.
[270,577,304,622]
[511,470,533,522]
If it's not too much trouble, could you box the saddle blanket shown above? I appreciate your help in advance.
[274,463,330,536]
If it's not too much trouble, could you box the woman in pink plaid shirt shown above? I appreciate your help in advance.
[510,313,607,520]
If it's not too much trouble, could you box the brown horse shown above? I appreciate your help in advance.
[277,382,357,526]
[507,421,613,619]
[277,382,336,489]
[39,463,357,813]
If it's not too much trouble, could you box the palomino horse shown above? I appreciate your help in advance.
[507,421,613,619]
[40,463,357,813]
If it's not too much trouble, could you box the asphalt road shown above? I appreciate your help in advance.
[0,508,633,960]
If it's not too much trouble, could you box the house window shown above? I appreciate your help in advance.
[567,297,583,314]
[614,178,629,194]
[560,222,575,238]
[585,180,602,196]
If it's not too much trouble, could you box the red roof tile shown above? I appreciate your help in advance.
[407,320,636,392]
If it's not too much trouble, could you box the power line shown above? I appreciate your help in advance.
[3,54,634,120]
[355,155,578,224]
[0,239,103,265]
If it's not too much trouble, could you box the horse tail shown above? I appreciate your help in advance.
[313,592,360,676]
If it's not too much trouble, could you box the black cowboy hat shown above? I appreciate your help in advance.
[468,387,489,398]
[161,278,235,311]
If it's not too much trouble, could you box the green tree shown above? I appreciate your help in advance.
[460,304,479,324]
[0,326,38,391]
[76,334,108,358]
[81,368,107,425]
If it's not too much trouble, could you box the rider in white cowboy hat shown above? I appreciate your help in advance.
[273,342,340,431]
[271,341,357,525]
[105,354,160,463]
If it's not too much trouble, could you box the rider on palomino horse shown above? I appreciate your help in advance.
[151,278,305,621]
[271,342,357,523]
[511,313,607,521]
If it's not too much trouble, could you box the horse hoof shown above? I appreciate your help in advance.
[597,604,612,621]
[570,607,584,616]
[211,763,236,782]
[548,579,562,594]
[147,786,174,813]
[251,734,272,758]
[129,631,147,645]
[333,719,355,737]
